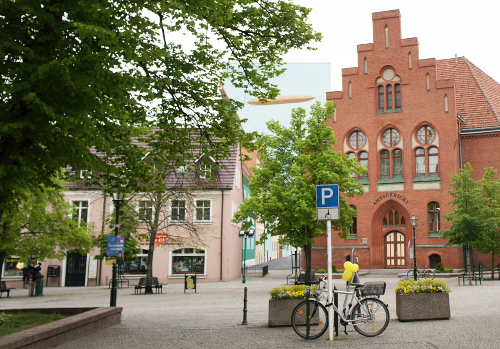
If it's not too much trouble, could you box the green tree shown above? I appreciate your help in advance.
[233,102,365,278]
[0,1,321,228]
[474,168,500,277]
[0,178,94,283]
[93,199,145,265]
[441,163,500,276]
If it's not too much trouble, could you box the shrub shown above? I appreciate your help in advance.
[314,267,344,273]
[395,279,451,295]
[315,269,327,273]
[0,312,11,325]
[435,262,445,272]
[269,285,320,300]
[444,267,454,273]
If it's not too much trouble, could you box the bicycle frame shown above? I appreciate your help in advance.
[315,274,369,325]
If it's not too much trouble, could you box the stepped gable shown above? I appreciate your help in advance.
[436,57,500,129]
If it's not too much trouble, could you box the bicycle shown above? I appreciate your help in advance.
[291,274,390,339]
[406,268,435,280]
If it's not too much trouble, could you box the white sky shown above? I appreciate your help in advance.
[285,1,500,90]
[225,1,500,134]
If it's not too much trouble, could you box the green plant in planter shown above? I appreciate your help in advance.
[395,279,451,295]
[269,285,320,300]
[435,262,445,272]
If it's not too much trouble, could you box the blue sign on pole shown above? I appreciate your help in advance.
[316,185,339,208]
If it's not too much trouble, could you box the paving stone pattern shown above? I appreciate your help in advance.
[1,266,499,348]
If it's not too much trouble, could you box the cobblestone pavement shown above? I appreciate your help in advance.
[1,270,499,348]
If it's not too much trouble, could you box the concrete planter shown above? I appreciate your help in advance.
[268,299,303,327]
[396,292,450,321]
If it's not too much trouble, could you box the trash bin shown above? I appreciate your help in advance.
[35,274,44,296]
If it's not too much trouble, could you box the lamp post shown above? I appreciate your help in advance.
[110,191,124,307]
[410,214,418,280]
[239,230,255,284]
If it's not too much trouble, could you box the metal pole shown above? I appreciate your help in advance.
[327,219,333,341]
[110,262,117,307]
[242,287,248,325]
[413,225,417,280]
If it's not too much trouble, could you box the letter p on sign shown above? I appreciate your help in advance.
[316,184,339,208]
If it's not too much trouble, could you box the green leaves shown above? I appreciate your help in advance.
[442,163,500,255]
[233,101,364,250]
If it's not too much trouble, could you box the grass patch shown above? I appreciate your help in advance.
[0,312,67,337]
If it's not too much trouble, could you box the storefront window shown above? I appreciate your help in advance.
[171,248,206,275]
[123,255,148,274]
[3,257,25,278]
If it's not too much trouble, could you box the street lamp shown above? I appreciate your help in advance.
[110,191,125,307]
[410,214,418,280]
[239,230,255,284]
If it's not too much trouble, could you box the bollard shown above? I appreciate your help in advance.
[334,286,338,337]
[110,262,117,307]
[242,287,248,325]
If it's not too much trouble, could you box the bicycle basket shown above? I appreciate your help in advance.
[360,282,386,297]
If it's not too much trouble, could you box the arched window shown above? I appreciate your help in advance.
[347,152,356,178]
[348,130,366,149]
[395,84,401,108]
[349,81,352,99]
[378,86,384,111]
[349,205,357,235]
[429,147,439,173]
[385,25,389,49]
[359,151,368,177]
[429,254,441,268]
[387,85,393,109]
[417,125,436,144]
[408,52,412,70]
[444,95,449,113]
[382,209,405,231]
[382,128,400,147]
[428,202,440,232]
[380,150,390,177]
[426,73,430,91]
[415,148,425,174]
[364,57,368,74]
[393,149,403,175]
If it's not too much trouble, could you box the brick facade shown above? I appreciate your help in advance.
[313,10,500,270]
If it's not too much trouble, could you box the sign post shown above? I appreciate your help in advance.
[316,184,339,341]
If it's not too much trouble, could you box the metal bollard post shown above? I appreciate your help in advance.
[242,287,248,325]
[334,286,338,337]
[110,262,117,307]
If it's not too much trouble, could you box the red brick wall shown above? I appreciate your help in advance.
[313,10,500,270]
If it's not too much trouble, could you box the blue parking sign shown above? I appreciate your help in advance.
[316,185,339,208]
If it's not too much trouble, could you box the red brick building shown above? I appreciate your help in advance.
[313,9,500,270]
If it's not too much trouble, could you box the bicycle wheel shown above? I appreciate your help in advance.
[423,269,435,280]
[291,299,328,340]
[406,270,415,280]
[351,298,390,337]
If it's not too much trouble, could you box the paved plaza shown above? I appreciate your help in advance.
[1,266,499,348]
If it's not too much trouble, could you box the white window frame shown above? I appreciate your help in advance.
[194,199,212,223]
[199,163,211,179]
[71,199,89,226]
[137,200,154,222]
[170,199,187,223]
[2,256,25,279]
[169,247,207,277]
[80,170,92,179]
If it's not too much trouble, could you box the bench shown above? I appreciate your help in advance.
[0,281,10,297]
[458,265,483,285]
[294,272,317,286]
[134,277,162,294]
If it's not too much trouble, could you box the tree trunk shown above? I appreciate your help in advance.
[492,252,495,279]
[0,249,6,284]
[303,244,312,282]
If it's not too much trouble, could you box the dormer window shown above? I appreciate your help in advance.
[199,163,211,179]
[80,170,92,179]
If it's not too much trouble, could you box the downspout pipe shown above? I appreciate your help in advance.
[220,189,224,282]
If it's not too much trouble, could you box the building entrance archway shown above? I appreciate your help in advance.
[385,231,406,268]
